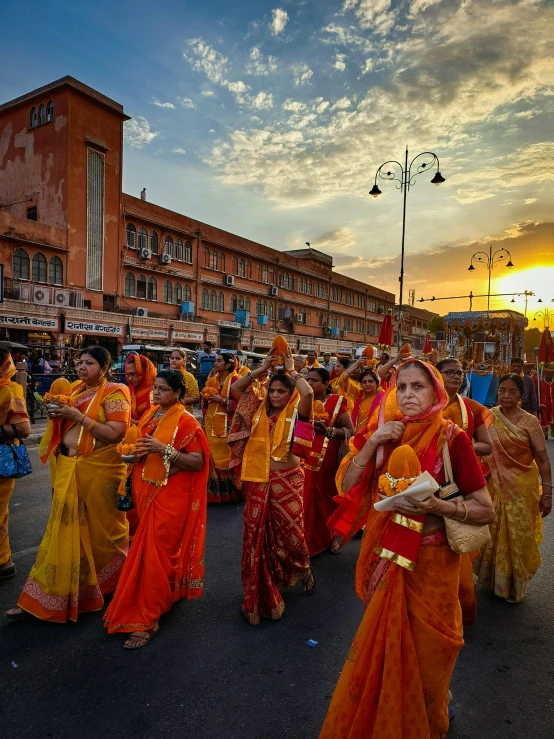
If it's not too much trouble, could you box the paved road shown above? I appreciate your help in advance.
[1,443,553,739]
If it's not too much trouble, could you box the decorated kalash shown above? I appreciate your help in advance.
[444,309,528,407]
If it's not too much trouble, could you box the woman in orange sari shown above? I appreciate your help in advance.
[438,357,492,625]
[473,373,552,603]
[104,370,209,648]
[342,363,384,432]
[0,349,31,580]
[230,350,314,625]
[125,353,156,423]
[320,360,494,738]
[203,353,239,502]
[304,367,353,556]
[7,347,130,622]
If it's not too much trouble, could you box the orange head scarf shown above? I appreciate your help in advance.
[125,354,156,420]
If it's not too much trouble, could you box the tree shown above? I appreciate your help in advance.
[524,327,542,358]
[427,315,445,336]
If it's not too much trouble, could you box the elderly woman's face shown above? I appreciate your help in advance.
[396,366,437,417]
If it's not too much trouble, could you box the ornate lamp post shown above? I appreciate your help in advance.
[533,308,552,331]
[467,246,514,311]
[369,147,445,351]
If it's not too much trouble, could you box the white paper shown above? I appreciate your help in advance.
[374,470,439,512]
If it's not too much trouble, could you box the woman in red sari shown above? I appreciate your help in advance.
[320,360,494,738]
[104,370,209,648]
[304,367,353,556]
[124,353,156,423]
[230,349,314,625]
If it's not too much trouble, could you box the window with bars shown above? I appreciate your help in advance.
[126,224,136,247]
[150,230,159,255]
[183,284,191,301]
[125,272,136,297]
[210,249,218,271]
[147,276,157,300]
[184,241,192,263]
[32,252,47,283]
[203,246,210,267]
[38,104,45,125]
[268,302,274,319]
[138,227,148,251]
[201,289,209,309]
[344,318,353,331]
[238,259,245,278]
[174,282,182,304]
[175,239,183,261]
[29,107,37,128]
[164,280,173,303]
[164,236,174,257]
[368,323,376,336]
[232,256,238,275]
[245,297,250,312]
[137,274,147,299]
[13,248,30,280]
[367,298,376,313]
[230,295,237,312]
[262,266,269,284]
[329,315,341,328]
[357,295,365,309]
[86,151,104,290]
[355,319,365,334]
[218,291,224,312]
[219,252,225,273]
[46,100,54,122]
[48,256,63,285]
[238,295,245,310]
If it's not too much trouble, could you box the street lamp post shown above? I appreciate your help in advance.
[467,245,514,312]
[533,309,552,331]
[369,146,445,352]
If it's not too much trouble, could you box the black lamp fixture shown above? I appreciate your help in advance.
[369,184,382,198]
[467,264,475,271]
[506,260,514,268]
[430,171,445,186]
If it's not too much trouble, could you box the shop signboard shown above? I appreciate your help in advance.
[0,313,59,330]
[173,331,204,342]
[131,327,169,340]
[217,320,242,329]
[65,321,124,336]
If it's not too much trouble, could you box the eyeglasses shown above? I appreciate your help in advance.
[441,370,464,378]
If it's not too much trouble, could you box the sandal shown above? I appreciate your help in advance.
[302,566,316,596]
[0,564,16,580]
[123,624,159,649]
[5,606,27,620]
[328,538,341,555]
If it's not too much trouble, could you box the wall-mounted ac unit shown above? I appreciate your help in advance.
[159,253,171,265]
[133,307,148,317]
[32,286,51,305]
[138,247,151,260]
[341,330,348,337]
[181,301,195,315]
[53,289,70,306]
[269,285,278,297]
[224,275,235,287]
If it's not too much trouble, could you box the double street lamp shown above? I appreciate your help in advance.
[369,147,445,351]
[468,246,514,311]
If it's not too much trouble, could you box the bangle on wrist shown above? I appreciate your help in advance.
[351,455,366,470]
[541,482,553,488]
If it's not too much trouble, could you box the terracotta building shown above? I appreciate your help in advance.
[0,76,395,356]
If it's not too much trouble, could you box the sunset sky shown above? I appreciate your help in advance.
[2,0,552,319]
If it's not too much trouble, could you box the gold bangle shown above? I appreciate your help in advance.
[461,501,469,522]
[85,419,97,432]
[351,456,366,470]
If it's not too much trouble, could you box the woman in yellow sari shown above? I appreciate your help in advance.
[169,349,200,413]
[7,346,130,622]
[203,352,239,502]
[0,349,31,580]
[320,359,494,738]
[348,367,384,432]
[473,373,552,603]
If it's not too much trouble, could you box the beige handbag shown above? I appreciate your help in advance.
[439,442,491,554]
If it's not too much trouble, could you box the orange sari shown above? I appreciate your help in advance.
[125,354,156,421]
[104,404,209,633]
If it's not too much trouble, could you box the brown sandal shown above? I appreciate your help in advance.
[123,624,159,649]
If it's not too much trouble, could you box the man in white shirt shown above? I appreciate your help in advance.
[322,352,334,372]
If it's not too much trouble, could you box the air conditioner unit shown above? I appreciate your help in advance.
[224,275,235,287]
[269,285,278,297]
[138,247,151,260]
[341,330,348,338]
[181,301,195,315]
[53,289,70,306]
[159,253,172,265]
[13,283,31,301]
[295,314,305,324]
[32,286,51,305]
[133,307,148,317]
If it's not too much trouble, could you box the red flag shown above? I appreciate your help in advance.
[378,314,393,347]
[538,328,554,364]
[422,333,432,354]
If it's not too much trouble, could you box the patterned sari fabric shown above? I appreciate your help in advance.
[104,406,209,633]
[241,465,310,625]
[0,359,29,566]
[473,408,544,602]
[17,382,130,622]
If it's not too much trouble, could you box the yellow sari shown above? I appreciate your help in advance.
[473,407,544,602]
[18,381,131,622]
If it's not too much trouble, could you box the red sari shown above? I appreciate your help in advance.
[303,394,348,556]
[104,405,209,633]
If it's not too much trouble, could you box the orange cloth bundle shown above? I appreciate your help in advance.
[378,445,420,496]
[116,424,141,456]
[269,335,290,367]
[201,386,218,400]
[361,345,374,367]
[44,378,75,406]
[313,399,329,423]
[400,343,411,358]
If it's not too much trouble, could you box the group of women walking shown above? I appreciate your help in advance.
[0,342,552,736]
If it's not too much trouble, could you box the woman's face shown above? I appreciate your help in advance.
[361,374,377,395]
[214,355,228,373]
[77,353,104,385]
[125,361,138,387]
[170,351,185,370]
[293,356,305,372]
[335,363,345,377]
[497,379,521,409]
[396,366,437,417]
[268,380,292,410]
[439,361,464,395]
[307,371,326,397]
[153,377,179,408]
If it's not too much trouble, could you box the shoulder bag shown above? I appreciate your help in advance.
[0,424,33,480]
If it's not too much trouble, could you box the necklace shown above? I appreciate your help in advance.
[153,409,167,419]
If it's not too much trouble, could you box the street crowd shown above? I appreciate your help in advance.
[0,337,552,738]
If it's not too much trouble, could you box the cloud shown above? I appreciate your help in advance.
[320,23,373,52]
[342,0,396,37]
[283,99,307,113]
[246,46,278,75]
[150,98,175,109]
[178,97,196,109]
[171,147,186,155]
[124,117,159,149]
[313,227,357,253]
[292,63,313,86]
[331,97,352,110]
[250,91,274,110]
[201,90,216,97]
[334,53,347,72]
[271,8,288,36]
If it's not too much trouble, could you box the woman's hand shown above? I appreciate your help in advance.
[283,347,294,373]
[46,404,82,422]
[210,394,225,404]
[135,437,167,457]
[368,421,405,446]
[539,494,552,518]
[314,420,328,433]
[395,494,445,517]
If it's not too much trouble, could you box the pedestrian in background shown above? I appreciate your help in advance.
[125,353,156,424]
[169,349,200,413]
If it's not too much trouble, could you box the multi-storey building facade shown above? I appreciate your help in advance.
[0,76,395,357]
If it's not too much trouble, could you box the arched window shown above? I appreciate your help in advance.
[201,289,209,310]
[278,304,283,320]
[246,260,252,279]
[268,302,274,319]
[175,238,183,261]
[147,276,157,300]
[46,100,54,122]
[262,266,269,284]
[210,249,218,271]
[48,256,63,285]
[137,274,147,299]
[124,272,136,297]
[164,235,174,257]
[210,290,217,311]
[150,230,159,255]
[218,291,224,312]
[238,296,245,310]
[13,248,30,280]
[126,223,136,248]
[29,107,37,128]
[32,252,47,283]
[203,246,210,267]
[230,294,238,312]
[256,300,262,315]
[238,259,245,278]
[233,256,239,275]
[184,241,192,263]
[183,284,191,301]
[38,104,45,125]
[219,252,225,273]
[163,280,173,304]
[138,227,148,250]
[245,297,250,312]
[174,282,183,304]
